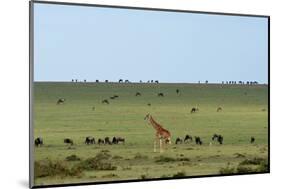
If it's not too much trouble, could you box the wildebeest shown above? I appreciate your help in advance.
[85,137,95,145]
[158,93,164,97]
[96,80,99,83]
[98,138,104,145]
[112,137,125,144]
[190,107,199,113]
[147,103,151,106]
[57,98,65,105]
[113,95,119,98]
[135,92,141,96]
[212,134,223,144]
[119,79,123,83]
[64,138,74,145]
[251,137,255,143]
[212,134,219,141]
[175,137,183,144]
[184,135,193,143]
[217,135,223,144]
[102,99,109,104]
[34,137,43,147]
[110,96,116,100]
[155,80,159,83]
[176,89,180,94]
[195,136,202,145]
[217,107,223,112]
[105,80,108,83]
[104,137,112,145]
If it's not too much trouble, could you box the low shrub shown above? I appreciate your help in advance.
[34,159,82,178]
[155,156,176,163]
[172,171,186,178]
[76,151,116,171]
[65,154,81,161]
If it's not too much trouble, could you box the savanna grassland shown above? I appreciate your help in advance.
[33,82,268,186]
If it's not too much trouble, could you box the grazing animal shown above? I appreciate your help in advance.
[190,107,199,113]
[195,136,202,145]
[98,138,104,145]
[217,107,222,112]
[119,79,123,83]
[110,96,115,100]
[175,137,183,144]
[176,89,180,94]
[64,138,74,145]
[212,134,223,144]
[212,134,219,141]
[104,137,112,145]
[102,99,109,104]
[85,137,95,145]
[135,92,141,96]
[251,137,255,143]
[217,135,223,144]
[155,80,159,83]
[158,93,164,97]
[34,137,43,147]
[113,95,119,98]
[144,114,171,153]
[184,135,193,143]
[116,137,125,144]
[147,103,151,106]
[57,98,65,105]
[96,80,99,83]
[112,137,118,144]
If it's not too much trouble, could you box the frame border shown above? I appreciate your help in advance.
[29,1,270,188]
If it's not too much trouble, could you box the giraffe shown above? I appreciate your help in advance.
[144,114,171,152]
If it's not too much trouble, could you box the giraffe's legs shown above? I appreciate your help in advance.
[159,138,163,153]
[154,138,157,152]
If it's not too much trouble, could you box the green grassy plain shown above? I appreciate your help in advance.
[33,82,268,186]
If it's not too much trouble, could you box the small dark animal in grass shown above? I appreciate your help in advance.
[195,137,202,145]
[98,138,104,145]
[155,80,159,83]
[175,137,183,144]
[217,107,223,112]
[212,134,219,141]
[113,95,119,98]
[112,137,125,144]
[34,137,43,147]
[212,134,223,144]
[104,137,112,145]
[57,98,65,105]
[158,93,164,97]
[110,96,115,100]
[176,89,180,94]
[217,135,223,144]
[64,138,74,145]
[135,92,141,96]
[147,103,151,106]
[250,137,255,144]
[184,135,193,143]
[190,107,199,113]
[85,137,95,145]
[102,99,109,104]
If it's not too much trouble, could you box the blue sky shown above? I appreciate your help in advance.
[34,3,268,83]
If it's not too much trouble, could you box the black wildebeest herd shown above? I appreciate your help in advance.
[35,136,125,147]
[175,134,256,146]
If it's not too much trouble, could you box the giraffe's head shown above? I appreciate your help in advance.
[144,113,150,120]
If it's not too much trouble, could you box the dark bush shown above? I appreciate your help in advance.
[34,159,82,178]
[172,171,186,178]
[65,154,81,161]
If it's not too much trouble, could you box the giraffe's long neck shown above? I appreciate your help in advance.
[149,116,162,132]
